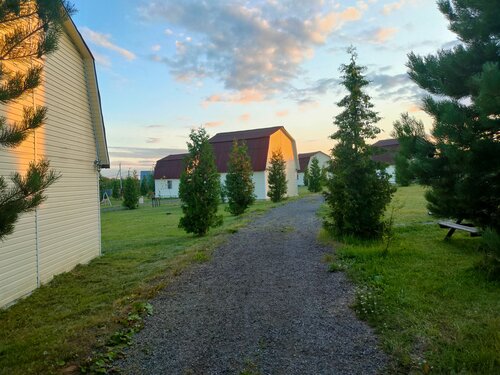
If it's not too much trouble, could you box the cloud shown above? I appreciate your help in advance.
[369,72,425,101]
[144,124,164,129]
[93,51,112,67]
[203,89,266,105]
[373,27,398,43]
[288,77,340,104]
[146,137,161,143]
[408,104,421,112]
[81,27,136,61]
[239,113,250,122]
[204,121,224,128]
[102,147,187,177]
[151,44,161,52]
[275,110,289,117]
[357,27,398,44]
[382,0,409,15]
[140,1,366,101]
[165,28,174,35]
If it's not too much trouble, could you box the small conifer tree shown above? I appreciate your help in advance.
[303,167,309,186]
[225,140,255,215]
[307,157,322,193]
[122,171,139,209]
[267,150,287,202]
[112,179,121,199]
[325,47,395,239]
[391,113,426,186]
[179,128,222,236]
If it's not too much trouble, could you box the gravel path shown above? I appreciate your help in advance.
[118,196,387,374]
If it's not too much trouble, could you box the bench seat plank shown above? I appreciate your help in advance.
[438,221,479,233]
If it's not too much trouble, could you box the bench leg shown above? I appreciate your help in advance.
[444,218,463,240]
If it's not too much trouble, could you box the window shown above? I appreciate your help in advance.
[167,180,172,189]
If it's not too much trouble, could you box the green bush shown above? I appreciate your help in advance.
[122,173,139,209]
[178,128,222,236]
[267,150,287,202]
[225,140,255,215]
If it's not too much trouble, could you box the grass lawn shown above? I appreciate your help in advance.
[0,197,286,374]
[321,185,500,374]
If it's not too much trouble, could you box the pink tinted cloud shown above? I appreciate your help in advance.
[275,110,289,117]
[408,104,421,113]
[373,27,398,43]
[239,113,251,122]
[81,27,136,60]
[204,121,224,128]
[203,89,266,106]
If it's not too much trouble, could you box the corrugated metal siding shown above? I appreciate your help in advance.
[0,58,39,306]
[0,30,100,307]
[37,31,100,284]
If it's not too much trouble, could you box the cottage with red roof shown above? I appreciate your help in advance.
[154,126,299,200]
[371,138,400,184]
[297,151,331,186]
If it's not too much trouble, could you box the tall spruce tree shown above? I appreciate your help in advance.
[267,150,287,202]
[307,157,322,193]
[391,113,427,186]
[325,48,395,239]
[179,128,222,236]
[0,1,74,241]
[225,140,255,215]
[407,0,500,231]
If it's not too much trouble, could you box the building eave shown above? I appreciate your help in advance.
[62,13,110,168]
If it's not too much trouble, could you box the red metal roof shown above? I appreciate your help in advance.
[209,126,283,143]
[371,139,400,165]
[298,151,329,172]
[372,138,399,147]
[154,153,189,179]
[155,126,289,179]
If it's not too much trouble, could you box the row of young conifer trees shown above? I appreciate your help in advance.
[178,128,289,236]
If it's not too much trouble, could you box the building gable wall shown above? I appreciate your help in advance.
[0,30,101,308]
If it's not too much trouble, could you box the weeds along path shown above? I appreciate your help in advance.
[118,195,387,374]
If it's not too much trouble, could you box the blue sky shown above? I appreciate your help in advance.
[71,0,456,176]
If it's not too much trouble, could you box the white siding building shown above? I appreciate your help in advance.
[371,139,400,184]
[0,16,109,307]
[297,151,331,186]
[154,126,299,200]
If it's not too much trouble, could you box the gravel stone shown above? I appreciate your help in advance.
[117,195,387,374]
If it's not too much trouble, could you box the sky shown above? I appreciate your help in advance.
[70,0,457,177]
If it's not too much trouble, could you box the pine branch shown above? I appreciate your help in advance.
[0,10,38,25]
[0,22,46,60]
[0,159,60,240]
[0,105,47,148]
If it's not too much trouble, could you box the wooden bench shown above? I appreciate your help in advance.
[151,197,161,207]
[438,220,481,239]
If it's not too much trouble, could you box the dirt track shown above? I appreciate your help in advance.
[118,195,387,374]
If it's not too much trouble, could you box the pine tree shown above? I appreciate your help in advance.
[391,113,426,186]
[303,167,309,186]
[225,140,255,215]
[112,179,121,199]
[407,0,500,231]
[0,1,74,241]
[307,157,322,192]
[122,171,139,209]
[325,47,395,239]
[179,128,222,236]
[267,150,287,202]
